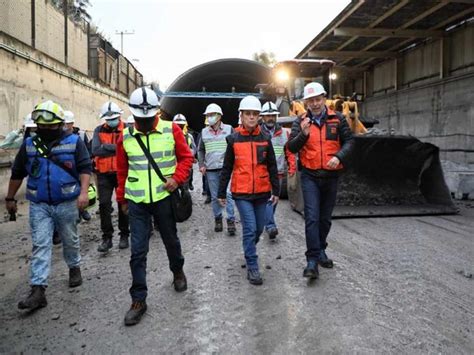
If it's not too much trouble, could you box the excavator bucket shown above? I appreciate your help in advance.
[287,135,458,218]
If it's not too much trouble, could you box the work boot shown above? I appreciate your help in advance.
[247,269,263,285]
[214,217,223,232]
[189,183,194,191]
[267,227,279,240]
[319,250,334,269]
[173,270,188,292]
[118,235,129,249]
[303,260,319,279]
[52,231,61,245]
[18,285,47,310]
[81,210,91,221]
[124,301,147,326]
[97,238,112,253]
[69,267,83,287]
[204,195,211,204]
[227,219,236,236]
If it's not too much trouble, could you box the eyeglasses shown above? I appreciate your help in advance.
[31,110,59,122]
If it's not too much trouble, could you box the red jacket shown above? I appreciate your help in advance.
[116,119,194,203]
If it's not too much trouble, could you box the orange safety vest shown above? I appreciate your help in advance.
[95,121,124,174]
[231,126,272,195]
[299,108,343,171]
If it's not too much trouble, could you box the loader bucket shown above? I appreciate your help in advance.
[287,135,458,218]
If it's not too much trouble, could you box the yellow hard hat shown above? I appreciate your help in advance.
[31,100,65,124]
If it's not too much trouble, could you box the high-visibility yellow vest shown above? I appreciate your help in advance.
[122,119,176,203]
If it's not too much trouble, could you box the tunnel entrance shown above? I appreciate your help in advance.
[160,58,271,132]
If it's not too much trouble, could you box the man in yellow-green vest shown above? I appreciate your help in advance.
[116,87,194,326]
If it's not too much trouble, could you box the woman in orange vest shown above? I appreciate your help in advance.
[218,96,279,285]
[288,82,354,280]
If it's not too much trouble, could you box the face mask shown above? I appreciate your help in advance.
[207,115,219,126]
[37,127,62,142]
[30,132,37,138]
[106,118,120,128]
[264,120,275,129]
[134,117,155,133]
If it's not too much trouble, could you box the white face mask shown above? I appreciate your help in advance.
[207,114,219,126]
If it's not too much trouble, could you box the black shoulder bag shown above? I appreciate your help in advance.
[132,131,192,223]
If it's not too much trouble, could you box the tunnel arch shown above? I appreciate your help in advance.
[160,58,271,132]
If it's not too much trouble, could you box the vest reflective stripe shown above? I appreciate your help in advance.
[201,124,232,170]
[122,120,176,203]
[271,129,289,174]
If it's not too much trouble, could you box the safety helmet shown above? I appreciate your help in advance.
[303,82,327,100]
[126,115,135,124]
[64,110,75,124]
[128,87,160,118]
[24,113,37,128]
[173,113,187,125]
[31,100,65,124]
[203,103,223,116]
[86,184,97,210]
[238,96,261,112]
[260,102,279,116]
[99,101,122,120]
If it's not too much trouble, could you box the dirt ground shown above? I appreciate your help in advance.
[0,174,473,354]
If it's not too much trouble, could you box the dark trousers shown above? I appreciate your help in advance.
[97,173,129,239]
[128,197,185,301]
[202,174,210,195]
[300,170,338,261]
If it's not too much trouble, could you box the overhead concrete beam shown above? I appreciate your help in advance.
[308,50,397,59]
[334,27,444,38]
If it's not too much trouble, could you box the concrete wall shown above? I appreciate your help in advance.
[0,32,130,137]
[362,73,474,164]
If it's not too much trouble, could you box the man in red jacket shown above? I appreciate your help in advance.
[116,87,193,326]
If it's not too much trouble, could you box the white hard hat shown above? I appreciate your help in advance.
[127,115,135,124]
[128,87,160,118]
[64,110,75,123]
[203,103,223,116]
[100,101,122,120]
[303,82,327,100]
[238,96,261,112]
[173,113,187,124]
[24,113,37,128]
[260,102,279,116]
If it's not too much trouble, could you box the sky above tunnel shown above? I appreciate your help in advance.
[89,0,350,90]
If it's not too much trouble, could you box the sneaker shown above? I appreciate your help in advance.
[319,250,334,269]
[18,285,47,310]
[69,267,83,287]
[214,217,223,232]
[173,270,188,292]
[52,231,61,245]
[267,228,279,240]
[303,260,319,279]
[97,238,112,253]
[118,235,129,249]
[124,301,147,326]
[227,219,236,236]
[247,269,263,285]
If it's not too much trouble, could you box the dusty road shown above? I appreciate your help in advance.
[0,178,473,354]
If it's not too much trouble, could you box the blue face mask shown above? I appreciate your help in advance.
[106,118,120,128]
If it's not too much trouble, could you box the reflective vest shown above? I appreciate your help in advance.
[299,109,343,171]
[25,134,80,204]
[231,126,272,195]
[94,121,124,174]
[122,119,176,204]
[268,127,289,175]
[201,123,232,170]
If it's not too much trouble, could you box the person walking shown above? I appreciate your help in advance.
[287,82,354,279]
[218,96,279,285]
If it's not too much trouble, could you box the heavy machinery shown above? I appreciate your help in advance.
[267,59,457,217]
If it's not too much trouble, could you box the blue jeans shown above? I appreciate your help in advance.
[264,177,282,231]
[206,170,235,221]
[29,200,80,286]
[128,197,184,302]
[300,171,338,261]
[234,198,267,270]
